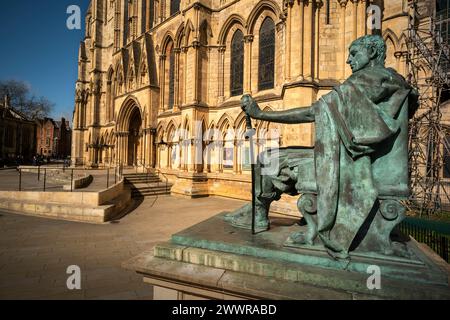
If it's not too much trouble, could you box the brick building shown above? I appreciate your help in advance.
[36,117,72,159]
[36,118,57,158]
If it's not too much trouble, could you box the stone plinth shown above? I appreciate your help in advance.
[124,213,450,300]
[170,172,210,198]
[0,181,131,224]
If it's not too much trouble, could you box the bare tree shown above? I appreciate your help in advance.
[0,80,54,120]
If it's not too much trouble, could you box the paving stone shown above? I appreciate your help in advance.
[0,195,245,299]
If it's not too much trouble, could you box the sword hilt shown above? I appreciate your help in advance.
[241,95,254,131]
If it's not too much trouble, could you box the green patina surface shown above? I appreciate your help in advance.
[171,213,448,288]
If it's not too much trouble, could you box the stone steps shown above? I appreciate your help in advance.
[123,174,161,183]
[124,178,162,183]
[124,173,172,198]
[127,183,172,198]
[130,187,172,198]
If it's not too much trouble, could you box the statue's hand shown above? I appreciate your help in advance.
[241,95,262,119]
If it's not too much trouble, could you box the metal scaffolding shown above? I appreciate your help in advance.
[406,0,450,215]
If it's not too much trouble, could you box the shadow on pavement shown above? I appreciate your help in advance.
[109,196,145,223]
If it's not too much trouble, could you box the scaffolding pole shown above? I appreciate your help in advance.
[406,0,450,215]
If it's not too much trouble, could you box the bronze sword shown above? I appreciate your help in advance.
[241,96,257,235]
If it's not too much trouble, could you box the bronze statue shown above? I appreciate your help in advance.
[225,35,419,260]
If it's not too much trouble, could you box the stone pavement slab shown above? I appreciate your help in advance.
[0,195,245,300]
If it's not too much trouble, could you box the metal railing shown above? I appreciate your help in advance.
[115,163,124,185]
[17,167,83,192]
[153,168,170,193]
[123,161,170,195]
[16,164,124,192]
[399,217,450,263]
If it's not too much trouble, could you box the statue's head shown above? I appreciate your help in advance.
[347,35,386,73]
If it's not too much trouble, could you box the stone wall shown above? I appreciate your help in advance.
[72,0,414,202]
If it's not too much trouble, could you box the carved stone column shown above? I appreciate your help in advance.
[192,40,200,104]
[351,0,358,40]
[159,0,165,23]
[145,0,152,31]
[117,132,128,166]
[243,35,254,94]
[304,0,314,81]
[74,99,81,130]
[183,140,189,172]
[217,46,226,104]
[116,133,122,165]
[159,54,166,112]
[298,0,305,80]
[338,0,348,81]
[124,132,130,166]
[190,138,201,173]
[82,95,88,128]
[285,0,294,81]
[314,0,323,81]
[173,48,181,112]
[182,47,188,105]
[357,0,367,38]
[233,139,238,174]
[92,79,101,126]
[106,80,112,122]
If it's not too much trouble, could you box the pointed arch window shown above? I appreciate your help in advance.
[223,128,234,170]
[258,17,275,91]
[168,127,180,169]
[230,30,244,97]
[171,0,180,16]
[168,47,175,109]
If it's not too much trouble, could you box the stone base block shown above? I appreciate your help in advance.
[170,173,209,198]
[124,213,450,300]
[0,189,131,224]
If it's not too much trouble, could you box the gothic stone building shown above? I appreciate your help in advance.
[72,0,419,202]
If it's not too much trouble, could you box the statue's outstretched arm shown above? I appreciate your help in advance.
[255,107,315,124]
[241,95,315,124]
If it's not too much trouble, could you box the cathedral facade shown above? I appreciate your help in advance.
[72,0,414,201]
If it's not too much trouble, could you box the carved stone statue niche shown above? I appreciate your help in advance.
[225,35,419,260]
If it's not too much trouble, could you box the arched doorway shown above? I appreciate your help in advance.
[117,97,143,167]
[128,108,142,166]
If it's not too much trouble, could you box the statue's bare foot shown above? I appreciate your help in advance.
[223,204,270,232]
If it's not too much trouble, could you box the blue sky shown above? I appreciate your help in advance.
[0,0,90,121]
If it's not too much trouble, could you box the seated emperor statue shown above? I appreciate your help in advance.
[224,35,419,259]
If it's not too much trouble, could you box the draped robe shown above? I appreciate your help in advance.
[310,65,417,254]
